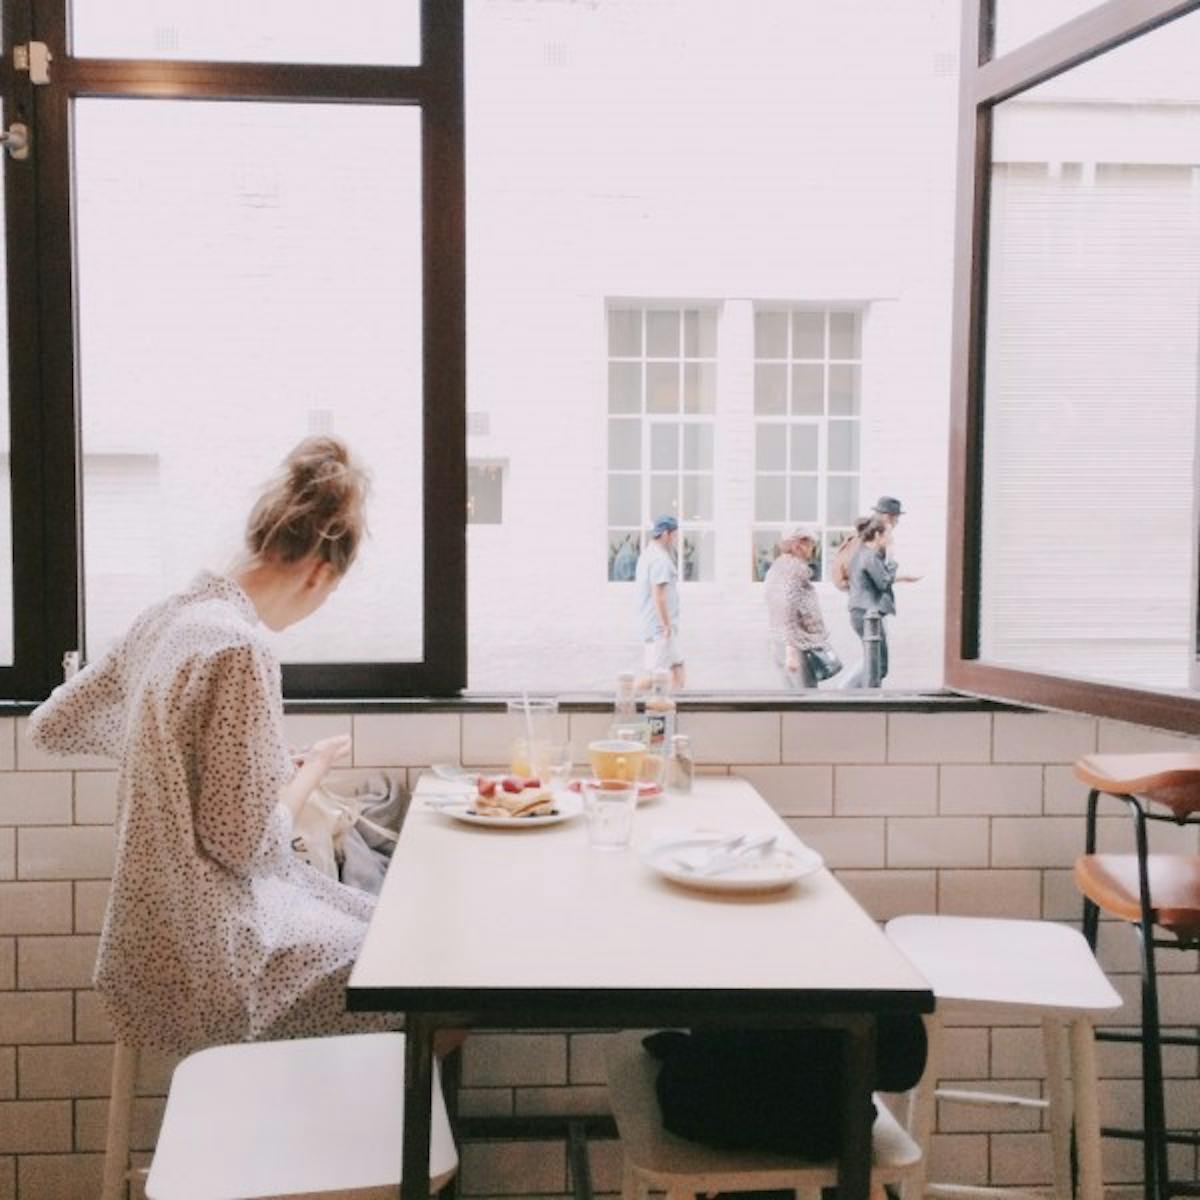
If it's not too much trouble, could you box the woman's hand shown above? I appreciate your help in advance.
[785,644,802,673]
[305,735,352,776]
[279,734,352,820]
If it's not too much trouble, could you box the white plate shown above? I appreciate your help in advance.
[639,830,824,893]
[439,790,583,829]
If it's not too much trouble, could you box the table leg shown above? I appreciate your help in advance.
[837,1014,877,1200]
[402,1013,436,1200]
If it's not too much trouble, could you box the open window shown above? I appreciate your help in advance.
[946,0,1200,732]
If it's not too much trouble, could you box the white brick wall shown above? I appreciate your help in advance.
[1,705,1198,1198]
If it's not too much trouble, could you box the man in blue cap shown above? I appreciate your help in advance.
[635,515,685,689]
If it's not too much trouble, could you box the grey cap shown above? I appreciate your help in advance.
[650,515,678,538]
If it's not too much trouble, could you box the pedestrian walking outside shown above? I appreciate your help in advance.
[635,514,685,690]
[764,526,831,689]
[844,516,911,687]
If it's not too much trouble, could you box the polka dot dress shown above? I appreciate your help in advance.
[29,571,395,1054]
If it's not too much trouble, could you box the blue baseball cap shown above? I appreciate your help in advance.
[650,515,678,538]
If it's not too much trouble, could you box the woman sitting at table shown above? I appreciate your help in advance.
[28,436,398,1054]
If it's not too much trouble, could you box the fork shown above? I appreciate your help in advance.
[676,832,777,876]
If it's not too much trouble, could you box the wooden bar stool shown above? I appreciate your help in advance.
[1073,752,1200,1200]
[603,1030,923,1200]
[135,1032,457,1199]
[886,915,1120,1200]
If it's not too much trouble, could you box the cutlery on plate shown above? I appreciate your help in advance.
[675,832,778,876]
[423,795,472,810]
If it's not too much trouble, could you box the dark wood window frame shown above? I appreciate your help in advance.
[945,0,1200,735]
[1,0,465,701]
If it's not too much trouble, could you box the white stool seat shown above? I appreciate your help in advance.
[145,1032,457,1199]
[886,915,1121,1200]
[605,1030,921,1197]
[886,914,1121,1019]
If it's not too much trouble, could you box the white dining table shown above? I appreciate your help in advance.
[348,774,933,1200]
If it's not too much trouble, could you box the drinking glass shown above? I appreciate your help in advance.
[536,741,573,791]
[507,697,558,775]
[582,780,638,849]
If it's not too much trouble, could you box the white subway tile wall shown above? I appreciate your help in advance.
[0,708,1198,1198]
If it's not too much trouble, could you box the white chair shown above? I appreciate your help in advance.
[102,1033,457,1200]
[885,915,1123,1200]
[604,1029,923,1200]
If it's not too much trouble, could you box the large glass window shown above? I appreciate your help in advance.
[0,106,12,666]
[73,100,425,665]
[976,13,1200,692]
[752,307,863,582]
[607,305,717,584]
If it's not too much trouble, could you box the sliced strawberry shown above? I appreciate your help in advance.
[501,776,524,793]
[478,777,496,798]
[523,777,542,789]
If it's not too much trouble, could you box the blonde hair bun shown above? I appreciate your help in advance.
[245,435,369,575]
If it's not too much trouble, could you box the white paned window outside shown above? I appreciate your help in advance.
[752,308,863,582]
[607,305,718,583]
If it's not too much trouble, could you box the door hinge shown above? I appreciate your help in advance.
[14,41,52,84]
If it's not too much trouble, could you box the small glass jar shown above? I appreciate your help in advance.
[668,733,694,794]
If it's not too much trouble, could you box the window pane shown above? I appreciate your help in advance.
[755,310,788,358]
[608,530,640,582]
[681,531,714,582]
[71,0,420,64]
[790,424,819,471]
[755,476,786,522]
[650,423,678,470]
[828,364,860,415]
[468,463,504,524]
[756,424,785,471]
[829,311,861,359]
[682,475,712,522]
[609,361,642,414]
[792,311,824,358]
[791,363,824,415]
[827,475,858,526]
[650,475,678,520]
[609,419,641,470]
[683,361,716,413]
[646,310,680,357]
[609,308,642,357]
[828,420,859,470]
[790,475,819,521]
[754,363,787,415]
[646,362,680,413]
[609,475,641,525]
[978,13,1200,690]
[752,530,781,582]
[683,424,714,471]
[990,1,1107,59]
[684,309,717,357]
[74,99,423,664]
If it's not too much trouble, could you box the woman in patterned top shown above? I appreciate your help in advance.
[763,525,830,689]
[28,437,399,1054]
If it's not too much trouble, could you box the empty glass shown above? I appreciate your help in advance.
[582,780,638,850]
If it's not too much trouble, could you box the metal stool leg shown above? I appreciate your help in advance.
[903,1012,941,1200]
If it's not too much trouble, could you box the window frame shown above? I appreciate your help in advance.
[3,0,465,700]
[945,0,1200,733]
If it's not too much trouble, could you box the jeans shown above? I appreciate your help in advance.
[844,609,888,688]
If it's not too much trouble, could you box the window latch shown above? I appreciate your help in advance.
[14,42,52,84]
[0,123,29,161]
